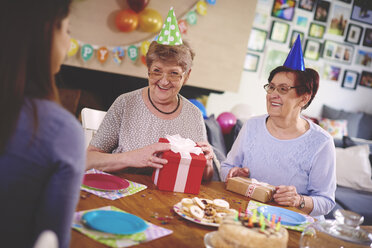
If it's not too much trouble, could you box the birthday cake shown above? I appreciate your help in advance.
[210,213,288,248]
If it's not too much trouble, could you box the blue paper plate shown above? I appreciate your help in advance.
[257,206,307,226]
[82,210,148,235]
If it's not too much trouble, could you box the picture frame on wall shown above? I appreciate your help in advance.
[298,0,315,11]
[342,70,359,90]
[323,40,354,64]
[304,39,322,60]
[362,28,372,47]
[296,16,308,27]
[355,50,372,67]
[271,0,296,21]
[323,64,341,81]
[270,21,290,43]
[328,4,349,36]
[243,53,260,72]
[247,28,267,52]
[360,71,372,88]
[345,24,363,44]
[308,22,326,39]
[351,0,372,25]
[289,30,304,48]
[314,0,330,23]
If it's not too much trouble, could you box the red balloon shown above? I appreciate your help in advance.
[127,0,150,13]
[217,112,237,135]
[115,9,139,32]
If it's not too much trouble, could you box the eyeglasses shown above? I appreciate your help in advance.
[148,70,185,83]
[263,83,301,95]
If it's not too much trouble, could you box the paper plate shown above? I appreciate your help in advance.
[82,173,129,191]
[82,210,148,235]
[257,205,307,226]
[173,202,219,227]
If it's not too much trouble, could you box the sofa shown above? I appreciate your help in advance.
[204,106,372,224]
[318,105,372,225]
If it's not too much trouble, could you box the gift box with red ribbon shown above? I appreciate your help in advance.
[152,135,206,194]
[226,177,276,203]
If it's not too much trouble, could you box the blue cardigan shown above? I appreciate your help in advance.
[0,99,85,248]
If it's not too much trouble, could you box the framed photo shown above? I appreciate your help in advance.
[254,11,269,28]
[308,22,326,39]
[298,0,315,11]
[296,16,308,27]
[328,5,349,36]
[304,39,322,60]
[341,70,359,90]
[345,24,363,44]
[271,0,296,21]
[362,28,372,47]
[314,0,330,23]
[289,30,304,48]
[247,28,267,52]
[355,50,372,67]
[264,49,288,78]
[323,64,341,81]
[323,40,354,64]
[351,0,372,25]
[243,53,260,72]
[360,71,372,88]
[269,21,290,43]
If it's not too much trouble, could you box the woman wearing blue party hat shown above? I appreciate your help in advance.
[87,7,214,181]
[221,35,336,219]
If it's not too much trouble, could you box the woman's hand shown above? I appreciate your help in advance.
[197,141,214,181]
[273,185,301,207]
[225,167,249,182]
[125,142,171,169]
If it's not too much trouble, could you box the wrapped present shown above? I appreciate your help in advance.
[152,134,206,194]
[226,177,276,203]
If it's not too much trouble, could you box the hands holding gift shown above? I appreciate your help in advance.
[225,167,250,182]
[197,141,214,181]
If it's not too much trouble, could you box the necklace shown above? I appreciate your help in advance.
[147,88,180,115]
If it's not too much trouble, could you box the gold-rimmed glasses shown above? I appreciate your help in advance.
[148,70,185,83]
[263,83,301,95]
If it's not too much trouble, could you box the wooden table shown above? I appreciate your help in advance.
[70,174,372,248]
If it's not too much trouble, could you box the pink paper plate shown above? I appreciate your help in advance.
[83,173,130,191]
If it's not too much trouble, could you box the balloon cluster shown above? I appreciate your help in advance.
[115,0,163,33]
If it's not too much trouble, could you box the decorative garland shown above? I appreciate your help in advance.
[67,0,216,65]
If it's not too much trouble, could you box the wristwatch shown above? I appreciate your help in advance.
[299,195,305,209]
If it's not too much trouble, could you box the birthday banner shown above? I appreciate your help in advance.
[67,0,216,66]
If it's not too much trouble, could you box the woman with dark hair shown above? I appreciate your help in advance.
[87,9,214,181]
[221,38,336,219]
[0,0,85,247]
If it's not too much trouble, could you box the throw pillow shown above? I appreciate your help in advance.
[335,145,372,192]
[343,136,372,167]
[319,118,348,139]
[321,105,363,137]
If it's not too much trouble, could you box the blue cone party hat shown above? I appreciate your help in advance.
[283,35,305,71]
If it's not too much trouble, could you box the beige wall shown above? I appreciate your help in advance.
[64,0,257,92]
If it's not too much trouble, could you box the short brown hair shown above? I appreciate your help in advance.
[268,66,319,110]
[146,40,195,72]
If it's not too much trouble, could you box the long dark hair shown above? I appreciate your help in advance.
[268,66,319,110]
[0,0,71,153]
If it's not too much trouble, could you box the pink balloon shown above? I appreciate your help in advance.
[217,112,237,135]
